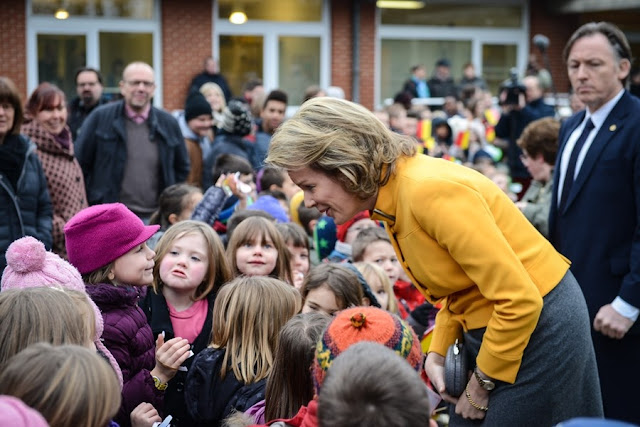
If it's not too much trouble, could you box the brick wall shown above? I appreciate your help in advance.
[0,0,27,99]
[331,0,353,102]
[529,6,580,93]
[331,0,376,110]
[359,2,376,110]
[161,0,213,111]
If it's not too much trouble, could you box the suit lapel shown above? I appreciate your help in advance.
[562,93,630,214]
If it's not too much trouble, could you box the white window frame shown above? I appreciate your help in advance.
[25,0,163,106]
[375,0,530,107]
[212,0,331,107]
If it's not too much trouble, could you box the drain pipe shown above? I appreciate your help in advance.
[352,0,361,103]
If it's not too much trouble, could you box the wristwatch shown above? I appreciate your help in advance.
[474,367,495,391]
[152,375,168,391]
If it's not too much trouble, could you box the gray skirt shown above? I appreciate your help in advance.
[449,270,604,427]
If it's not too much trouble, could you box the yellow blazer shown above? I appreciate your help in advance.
[371,155,569,383]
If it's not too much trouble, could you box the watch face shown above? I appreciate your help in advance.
[483,381,495,391]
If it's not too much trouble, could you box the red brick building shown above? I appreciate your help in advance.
[2,1,640,111]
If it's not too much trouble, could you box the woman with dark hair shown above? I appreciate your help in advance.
[22,82,87,258]
[0,77,52,272]
[267,97,603,425]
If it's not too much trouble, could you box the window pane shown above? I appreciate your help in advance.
[218,0,322,22]
[100,32,153,97]
[32,0,153,19]
[278,37,321,106]
[219,35,264,97]
[380,39,471,102]
[37,34,86,100]
[482,44,518,95]
[381,4,521,28]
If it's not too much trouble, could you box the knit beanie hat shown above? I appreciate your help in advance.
[64,203,159,275]
[336,210,370,242]
[313,306,422,393]
[0,236,124,388]
[0,396,48,427]
[313,215,337,262]
[185,92,212,122]
[248,195,289,223]
[222,99,252,136]
[289,190,304,226]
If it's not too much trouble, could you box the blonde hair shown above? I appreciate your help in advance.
[266,97,416,199]
[64,290,97,347]
[354,262,399,315]
[153,220,232,300]
[0,343,121,427]
[200,82,227,112]
[0,287,89,370]
[226,216,292,284]
[211,276,301,384]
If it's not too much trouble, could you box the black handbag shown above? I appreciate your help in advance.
[444,338,468,397]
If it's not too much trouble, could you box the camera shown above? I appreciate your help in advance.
[499,68,526,106]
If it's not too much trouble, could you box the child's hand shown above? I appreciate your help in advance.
[130,402,162,427]
[152,333,192,382]
[292,271,305,290]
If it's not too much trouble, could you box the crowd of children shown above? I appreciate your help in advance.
[0,73,616,427]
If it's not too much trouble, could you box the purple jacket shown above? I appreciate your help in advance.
[86,283,163,427]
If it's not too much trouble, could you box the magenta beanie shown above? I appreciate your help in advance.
[64,203,159,275]
[0,396,48,427]
[1,236,124,389]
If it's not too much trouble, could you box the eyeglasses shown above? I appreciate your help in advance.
[124,80,155,88]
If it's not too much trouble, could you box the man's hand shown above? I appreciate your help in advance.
[593,304,634,339]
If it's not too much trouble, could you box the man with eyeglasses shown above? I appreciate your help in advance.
[68,67,108,140]
[75,61,189,222]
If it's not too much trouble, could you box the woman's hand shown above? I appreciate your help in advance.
[130,402,162,427]
[151,333,192,382]
[424,352,458,404]
[456,375,490,420]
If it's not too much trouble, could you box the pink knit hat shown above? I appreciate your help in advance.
[0,396,48,427]
[64,203,159,275]
[1,236,124,388]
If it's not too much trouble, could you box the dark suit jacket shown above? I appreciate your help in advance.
[549,90,640,334]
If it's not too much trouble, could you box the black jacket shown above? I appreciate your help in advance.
[75,100,190,206]
[0,135,52,272]
[67,96,109,140]
[140,290,217,426]
[185,347,266,426]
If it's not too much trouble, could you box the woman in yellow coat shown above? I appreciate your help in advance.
[266,97,603,426]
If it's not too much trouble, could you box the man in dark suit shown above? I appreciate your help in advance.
[549,22,640,424]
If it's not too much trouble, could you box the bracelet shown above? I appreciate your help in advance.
[465,386,489,412]
[152,375,168,391]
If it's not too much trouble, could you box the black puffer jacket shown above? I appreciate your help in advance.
[0,134,52,273]
[75,100,190,206]
[185,347,267,426]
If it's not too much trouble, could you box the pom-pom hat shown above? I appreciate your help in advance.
[313,306,422,392]
[64,203,159,275]
[1,236,124,388]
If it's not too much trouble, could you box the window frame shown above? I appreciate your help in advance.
[375,0,530,107]
[26,0,163,106]
[213,0,331,109]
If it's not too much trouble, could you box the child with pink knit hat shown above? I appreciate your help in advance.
[0,235,123,388]
[63,203,192,427]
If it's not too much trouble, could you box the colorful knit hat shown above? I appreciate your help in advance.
[1,236,123,388]
[0,396,48,427]
[335,210,370,242]
[313,215,337,262]
[64,203,159,275]
[313,306,422,393]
